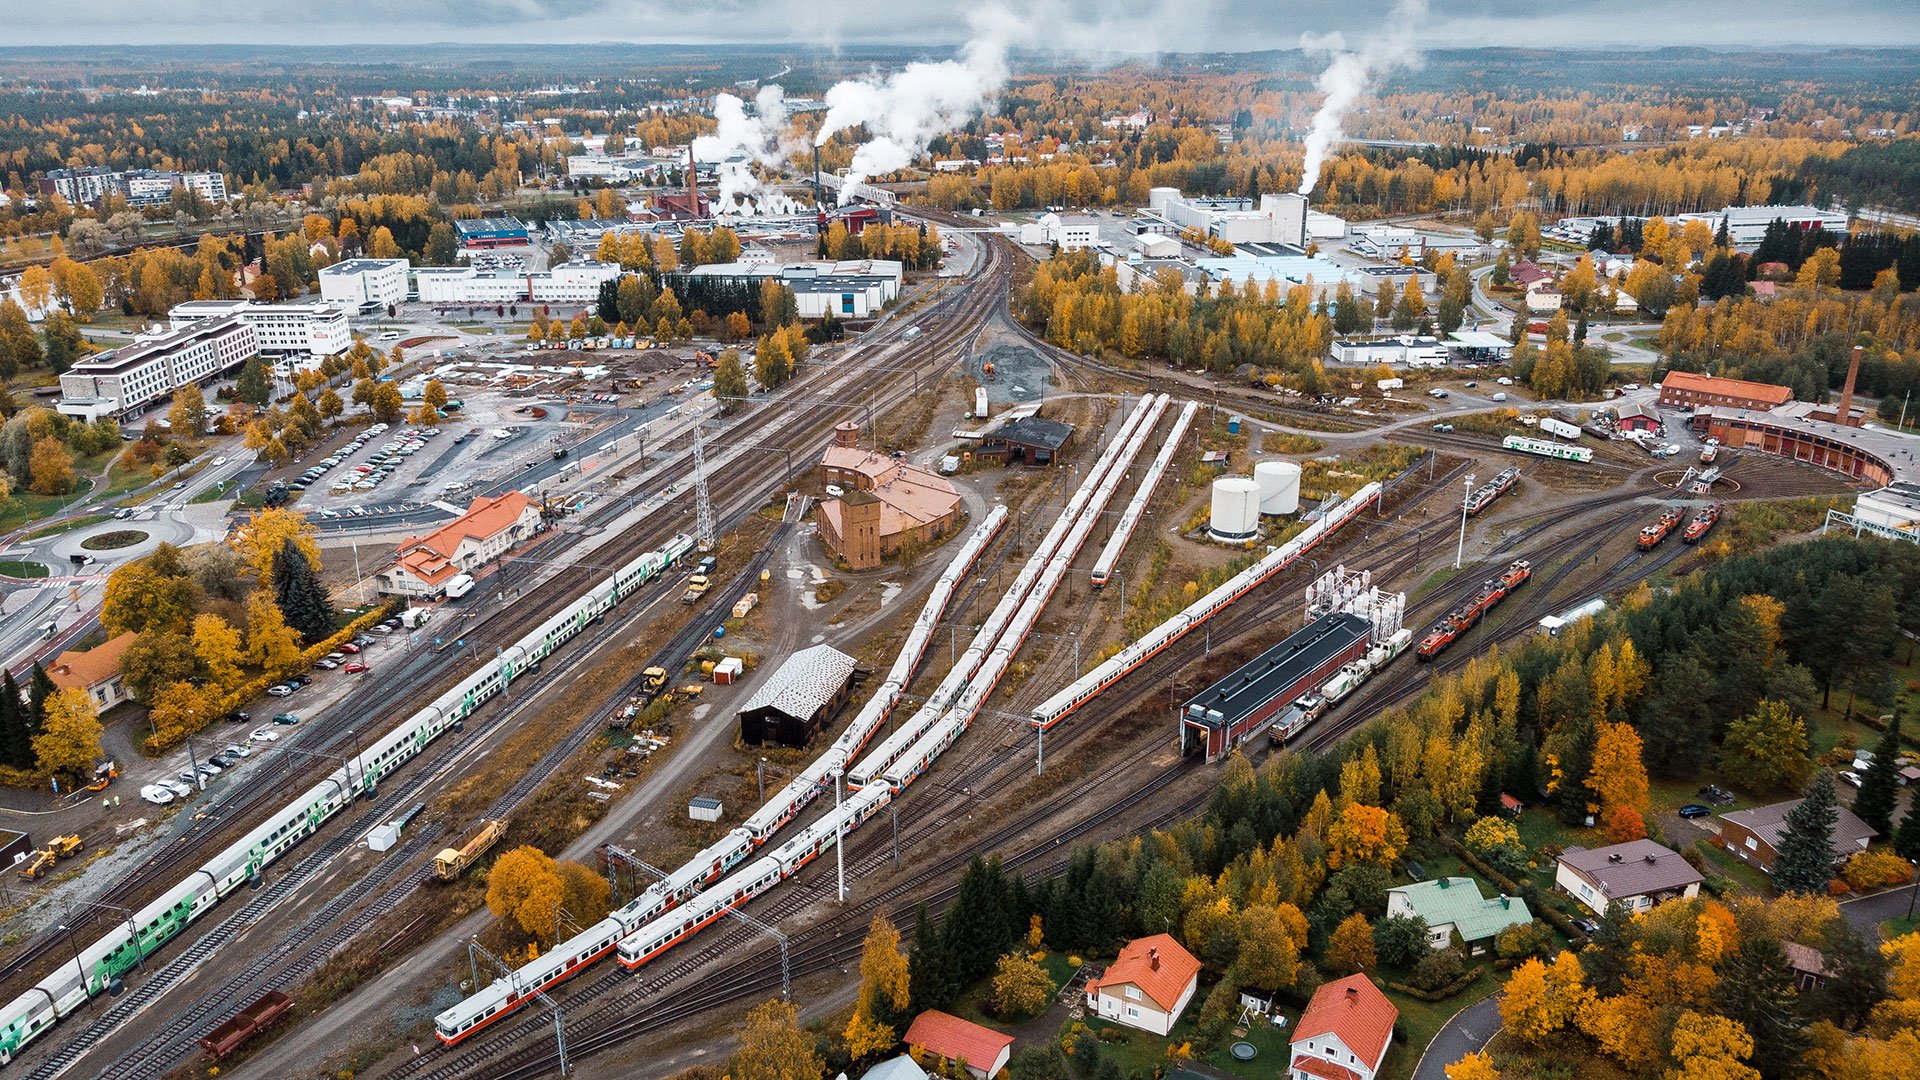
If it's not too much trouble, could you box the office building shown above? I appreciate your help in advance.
[319,258,411,309]
[58,316,259,420]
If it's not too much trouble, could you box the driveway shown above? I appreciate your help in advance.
[1411,990,1503,1080]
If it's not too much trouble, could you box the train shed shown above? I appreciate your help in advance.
[1181,613,1371,760]
[737,644,860,748]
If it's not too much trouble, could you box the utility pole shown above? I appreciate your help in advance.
[832,769,847,903]
[1454,473,1476,570]
[692,420,716,552]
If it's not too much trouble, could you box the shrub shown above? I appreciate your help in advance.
[1411,948,1466,992]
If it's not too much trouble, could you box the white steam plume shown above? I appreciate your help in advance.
[1296,0,1429,195]
[813,6,1024,203]
[693,84,802,217]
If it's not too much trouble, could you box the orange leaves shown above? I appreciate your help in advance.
[1325,802,1408,871]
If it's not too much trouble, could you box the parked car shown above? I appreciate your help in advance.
[266,684,295,697]
[288,674,312,687]
[1841,770,1864,788]
[224,743,250,758]
[271,713,301,726]
[324,653,346,663]
[315,659,339,670]
[161,778,194,798]
[139,784,175,805]
[340,643,362,654]
[1573,919,1600,936]
[249,727,280,743]
[1497,376,1514,386]
[343,661,369,674]
[1678,804,1713,819]
[226,711,251,724]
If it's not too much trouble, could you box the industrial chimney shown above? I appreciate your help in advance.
[686,144,701,220]
[1837,345,1864,427]
[814,145,827,240]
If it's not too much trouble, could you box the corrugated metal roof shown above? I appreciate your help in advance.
[1185,614,1370,731]
[740,644,857,721]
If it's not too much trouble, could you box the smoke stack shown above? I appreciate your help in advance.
[687,144,700,220]
[1149,947,1160,971]
[1345,986,1359,1003]
[1838,344,1863,427]
[814,145,825,239]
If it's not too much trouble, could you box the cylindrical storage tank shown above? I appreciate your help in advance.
[1254,460,1303,516]
[1208,478,1261,542]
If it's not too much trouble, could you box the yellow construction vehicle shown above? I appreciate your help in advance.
[16,850,55,881]
[48,835,81,860]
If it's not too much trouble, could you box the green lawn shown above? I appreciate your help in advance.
[1881,914,1920,940]
[18,513,111,541]
[1693,839,1772,895]
[1381,980,1502,1080]
[0,559,48,578]
[190,478,238,504]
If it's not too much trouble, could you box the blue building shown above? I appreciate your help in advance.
[454,217,529,248]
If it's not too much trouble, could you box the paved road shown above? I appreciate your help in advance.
[1411,990,1503,1080]
[1842,883,1920,937]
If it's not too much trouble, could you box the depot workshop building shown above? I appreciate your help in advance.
[1180,613,1371,760]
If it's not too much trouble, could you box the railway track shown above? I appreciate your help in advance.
[7,232,1012,1075]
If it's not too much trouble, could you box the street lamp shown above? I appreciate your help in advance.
[1454,473,1476,570]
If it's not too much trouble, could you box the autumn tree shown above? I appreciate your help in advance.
[1326,803,1407,869]
[168,383,209,440]
[1234,904,1302,992]
[1669,1012,1761,1080]
[236,507,322,583]
[730,998,823,1080]
[713,349,750,413]
[245,590,302,673]
[1720,701,1814,793]
[1447,1051,1501,1080]
[147,679,218,749]
[485,845,568,943]
[28,436,74,495]
[1499,952,1592,1046]
[191,613,244,690]
[33,688,102,780]
[991,950,1053,1018]
[846,915,911,1058]
[1327,912,1377,974]
[101,550,200,635]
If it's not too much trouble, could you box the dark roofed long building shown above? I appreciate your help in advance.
[1181,613,1371,760]
[1717,798,1877,872]
[977,416,1075,466]
[737,644,859,748]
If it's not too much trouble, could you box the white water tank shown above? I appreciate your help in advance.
[1209,477,1262,542]
[1254,460,1302,516]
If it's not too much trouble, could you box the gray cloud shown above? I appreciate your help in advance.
[4,0,1917,48]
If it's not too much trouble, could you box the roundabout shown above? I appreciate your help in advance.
[80,530,149,552]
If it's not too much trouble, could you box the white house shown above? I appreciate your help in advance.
[1084,934,1200,1036]
[1290,975,1399,1080]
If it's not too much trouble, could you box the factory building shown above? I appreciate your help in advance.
[318,258,411,310]
[1181,613,1372,760]
[167,301,352,367]
[58,316,259,421]
[737,644,859,748]
[453,217,530,248]
[412,261,622,305]
[1142,188,1319,248]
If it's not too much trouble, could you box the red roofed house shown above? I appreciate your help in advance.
[1289,975,1399,1080]
[902,1010,1013,1079]
[44,631,139,711]
[1509,260,1551,288]
[1084,933,1201,1036]
[378,491,543,598]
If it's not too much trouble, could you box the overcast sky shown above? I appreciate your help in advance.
[6,0,1918,49]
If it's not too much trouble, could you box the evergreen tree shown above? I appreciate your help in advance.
[234,358,271,407]
[26,663,55,741]
[1714,935,1809,1079]
[1773,775,1840,895]
[1897,792,1920,862]
[907,902,956,1013]
[1811,918,1886,1029]
[942,856,1018,985]
[1578,901,1635,997]
[271,540,336,645]
[1852,715,1902,836]
[0,671,32,769]
[596,279,621,326]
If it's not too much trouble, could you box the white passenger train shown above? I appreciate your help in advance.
[0,533,696,1067]
[1028,481,1386,730]
[433,507,1007,1045]
[1091,398,1195,587]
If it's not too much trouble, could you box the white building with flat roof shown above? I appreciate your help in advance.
[169,300,351,366]
[59,316,258,420]
[319,258,411,309]
[411,261,622,305]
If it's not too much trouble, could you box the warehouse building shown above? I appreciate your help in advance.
[318,258,411,310]
[1180,613,1371,760]
[453,217,530,248]
[976,416,1075,466]
[1658,371,1794,412]
[58,316,258,421]
[737,644,859,748]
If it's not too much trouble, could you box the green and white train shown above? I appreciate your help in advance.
[0,531,694,1066]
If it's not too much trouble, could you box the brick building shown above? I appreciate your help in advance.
[1658,371,1794,412]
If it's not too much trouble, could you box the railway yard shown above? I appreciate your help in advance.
[0,219,1868,1080]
